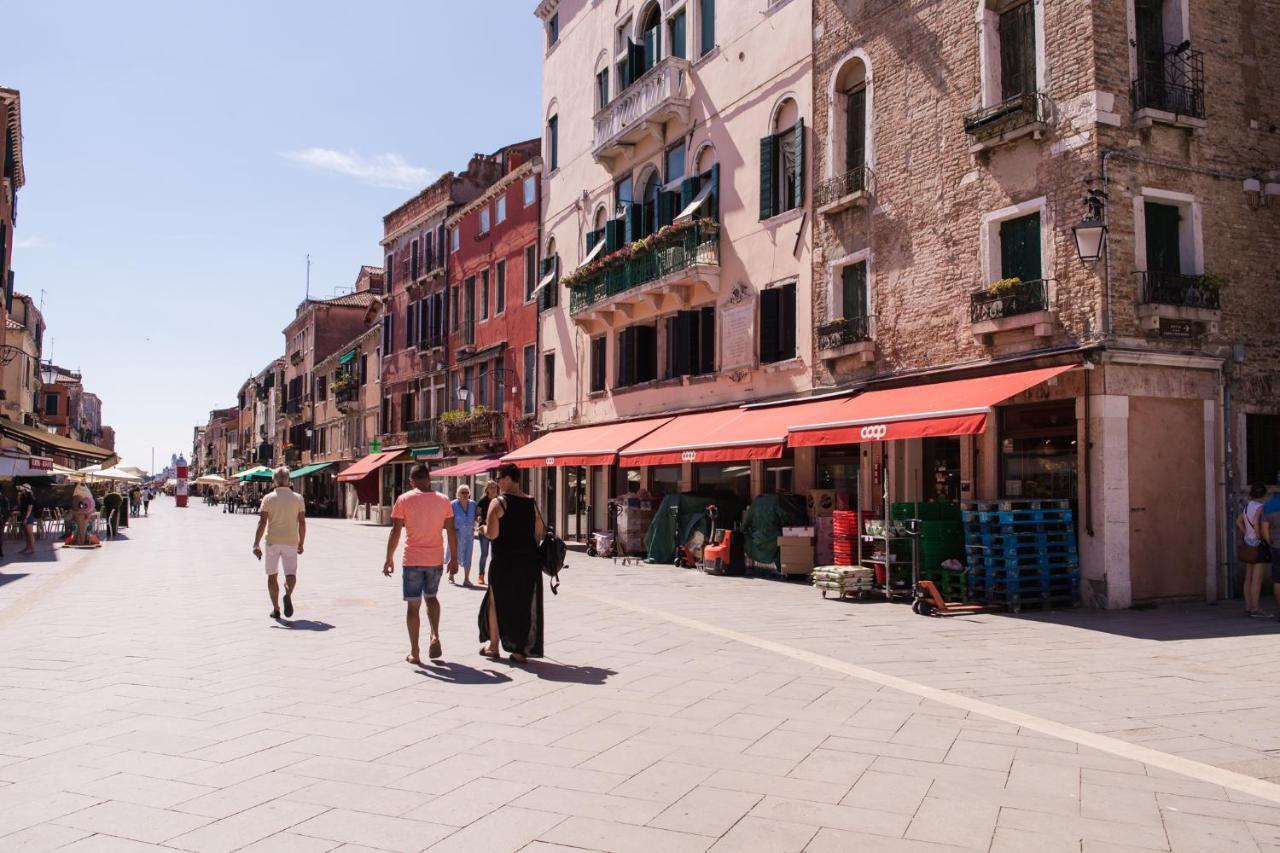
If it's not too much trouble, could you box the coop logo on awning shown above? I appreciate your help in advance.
[860,424,889,440]
[681,451,697,463]
[545,456,556,467]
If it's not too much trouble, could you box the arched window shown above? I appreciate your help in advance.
[539,236,559,310]
[694,144,717,176]
[760,97,805,220]
[640,3,662,74]
[828,52,872,192]
[545,100,560,171]
[641,170,661,238]
[594,52,611,110]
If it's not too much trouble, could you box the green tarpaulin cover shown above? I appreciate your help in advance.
[740,493,810,565]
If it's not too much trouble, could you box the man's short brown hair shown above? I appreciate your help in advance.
[410,463,431,482]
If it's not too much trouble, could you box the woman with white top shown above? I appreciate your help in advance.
[1237,484,1269,617]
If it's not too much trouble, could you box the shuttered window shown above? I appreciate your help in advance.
[480,269,490,320]
[670,10,687,60]
[840,262,868,319]
[998,1,1037,101]
[597,69,610,108]
[846,88,866,172]
[385,253,394,290]
[617,325,658,388]
[699,0,716,56]
[525,245,537,301]
[760,283,797,364]
[760,119,804,219]
[999,213,1042,282]
[590,337,607,393]
[665,308,716,379]
[543,352,555,402]
[495,260,506,315]
[524,346,536,414]
[539,255,559,312]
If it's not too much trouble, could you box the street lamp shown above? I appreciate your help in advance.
[1071,189,1108,265]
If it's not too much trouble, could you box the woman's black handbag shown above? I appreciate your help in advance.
[1260,539,1274,563]
[539,528,567,594]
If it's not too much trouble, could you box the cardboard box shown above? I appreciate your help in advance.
[807,489,837,517]
[781,526,815,537]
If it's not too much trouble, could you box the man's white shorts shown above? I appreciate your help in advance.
[264,544,299,576]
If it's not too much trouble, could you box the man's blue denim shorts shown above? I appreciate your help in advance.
[403,565,444,601]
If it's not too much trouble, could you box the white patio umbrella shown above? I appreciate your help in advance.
[193,474,228,487]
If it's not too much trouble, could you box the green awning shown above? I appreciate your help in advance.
[410,446,443,459]
[289,462,336,479]
[339,350,356,365]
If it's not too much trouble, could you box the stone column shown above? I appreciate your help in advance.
[1085,394,1132,609]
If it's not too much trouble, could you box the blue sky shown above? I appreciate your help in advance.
[6,1,543,472]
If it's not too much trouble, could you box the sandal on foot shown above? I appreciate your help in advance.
[479,647,500,659]
[428,639,442,659]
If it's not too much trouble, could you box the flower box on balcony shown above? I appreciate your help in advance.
[440,408,503,449]
[970,278,1056,345]
[817,317,875,365]
[1135,270,1222,335]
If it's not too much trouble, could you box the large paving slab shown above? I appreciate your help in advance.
[0,498,1277,851]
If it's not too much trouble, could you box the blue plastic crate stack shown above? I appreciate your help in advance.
[961,499,1080,612]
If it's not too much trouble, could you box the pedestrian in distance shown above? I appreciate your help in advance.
[1260,489,1280,623]
[476,479,499,585]
[16,483,36,555]
[102,486,124,539]
[252,466,306,620]
[479,462,546,664]
[1238,484,1270,617]
[0,487,10,558]
[384,463,458,665]
[143,487,152,517]
[448,484,477,587]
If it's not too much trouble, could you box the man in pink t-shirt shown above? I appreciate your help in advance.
[384,463,458,664]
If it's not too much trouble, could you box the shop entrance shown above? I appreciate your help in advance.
[999,403,1078,500]
[817,448,859,511]
[565,465,588,541]
[921,437,961,502]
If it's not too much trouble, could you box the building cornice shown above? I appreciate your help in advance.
[447,160,542,229]
[314,326,380,373]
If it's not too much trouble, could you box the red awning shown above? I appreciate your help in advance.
[431,456,502,478]
[788,365,1078,447]
[501,416,672,468]
[618,397,850,467]
[336,449,403,482]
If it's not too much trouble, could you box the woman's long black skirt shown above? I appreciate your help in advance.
[478,551,543,658]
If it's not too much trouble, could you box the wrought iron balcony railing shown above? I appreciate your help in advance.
[283,398,302,415]
[407,419,439,446]
[970,279,1052,323]
[569,222,720,314]
[417,332,447,351]
[817,316,871,351]
[440,410,504,449]
[334,385,359,410]
[816,166,877,210]
[1132,44,1205,118]
[1139,270,1221,309]
[963,92,1050,142]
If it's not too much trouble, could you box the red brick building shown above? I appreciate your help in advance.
[442,140,542,482]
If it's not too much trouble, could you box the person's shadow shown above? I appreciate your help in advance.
[521,659,616,685]
[271,619,335,631]
[414,660,512,685]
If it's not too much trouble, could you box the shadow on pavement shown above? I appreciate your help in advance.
[415,660,512,685]
[1008,601,1280,641]
[3,546,60,564]
[0,572,30,587]
[271,619,335,631]
[521,659,616,685]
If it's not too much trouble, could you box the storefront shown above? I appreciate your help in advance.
[336,448,405,522]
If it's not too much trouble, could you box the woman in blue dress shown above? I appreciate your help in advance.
[448,485,478,586]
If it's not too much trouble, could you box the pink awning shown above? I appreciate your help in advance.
[430,456,502,478]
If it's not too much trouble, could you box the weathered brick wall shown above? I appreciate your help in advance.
[812,0,1104,386]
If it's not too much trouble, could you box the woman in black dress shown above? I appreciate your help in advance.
[479,463,545,663]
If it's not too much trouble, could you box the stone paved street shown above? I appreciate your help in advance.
[1,499,1279,852]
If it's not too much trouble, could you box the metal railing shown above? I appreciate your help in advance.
[970,279,1052,323]
[963,92,1050,142]
[334,385,359,409]
[1139,270,1221,309]
[283,398,302,415]
[1132,44,1205,118]
[455,318,475,348]
[441,410,504,448]
[570,222,720,314]
[815,166,877,209]
[817,316,871,351]
[417,332,447,350]
[407,419,439,446]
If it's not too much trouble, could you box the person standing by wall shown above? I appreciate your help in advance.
[1238,484,1270,617]
[252,467,307,620]
[384,464,458,664]
[476,480,499,586]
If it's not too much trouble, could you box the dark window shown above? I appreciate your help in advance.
[382,312,393,353]
[385,253,394,291]
[405,300,417,347]
[998,1,1037,100]
[759,283,797,364]
[451,286,459,328]
[1144,202,1182,274]
[999,212,1042,282]
[543,352,555,402]
[410,240,419,280]
[481,269,490,321]
[1134,0,1166,102]
[590,336,607,392]
[597,68,610,108]
[670,9,687,59]
[478,363,489,408]
[547,115,559,171]
[44,393,57,416]
[665,308,715,378]
[1247,414,1280,487]
[760,119,804,220]
[539,255,559,312]
[317,376,327,401]
[699,0,716,56]
[617,325,658,387]
[641,4,661,72]
[359,354,368,386]
[524,346,536,414]
[495,261,507,314]
[547,12,559,46]
[841,262,868,319]
[525,245,537,301]
[846,88,866,172]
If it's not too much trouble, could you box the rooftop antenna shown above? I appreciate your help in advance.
[305,254,311,301]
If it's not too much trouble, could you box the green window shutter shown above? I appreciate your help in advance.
[699,0,715,56]
[585,230,598,251]
[699,306,716,374]
[624,203,641,243]
[779,283,797,360]
[759,287,780,363]
[999,2,1036,100]
[674,311,694,376]
[841,263,867,319]
[605,219,624,252]
[999,212,1042,282]
[658,191,678,229]
[708,163,721,221]
[1144,203,1182,274]
[759,134,777,220]
[618,328,633,387]
[792,119,805,211]
[846,89,866,173]
[671,11,687,59]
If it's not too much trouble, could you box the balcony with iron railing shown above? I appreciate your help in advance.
[1132,44,1205,127]
[334,383,360,412]
[816,166,877,216]
[969,278,1056,345]
[440,409,504,451]
[816,316,875,366]
[593,56,692,165]
[568,221,720,328]
[963,92,1050,153]
[454,319,476,353]
[407,419,440,447]
[1135,270,1223,334]
[283,397,303,416]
